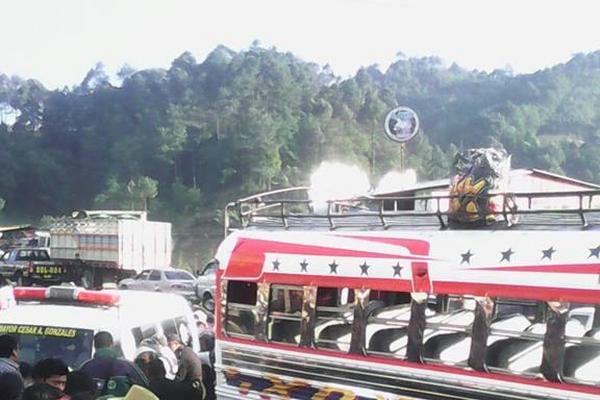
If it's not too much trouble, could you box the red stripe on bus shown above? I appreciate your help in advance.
[332,234,430,256]
[259,273,413,291]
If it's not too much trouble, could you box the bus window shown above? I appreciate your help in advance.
[562,303,600,386]
[365,290,412,359]
[225,281,258,338]
[495,298,541,322]
[486,298,545,378]
[422,294,475,367]
[268,285,303,346]
[315,287,355,352]
[140,323,158,341]
[227,281,257,304]
[131,327,143,346]
[161,319,179,339]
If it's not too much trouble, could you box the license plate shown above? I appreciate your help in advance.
[34,265,65,276]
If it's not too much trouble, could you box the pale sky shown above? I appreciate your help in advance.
[1,0,599,89]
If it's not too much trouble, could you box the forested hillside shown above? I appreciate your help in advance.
[2,45,600,266]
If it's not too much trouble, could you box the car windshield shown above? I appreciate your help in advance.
[202,261,217,275]
[0,324,94,369]
[165,270,194,281]
[16,250,50,261]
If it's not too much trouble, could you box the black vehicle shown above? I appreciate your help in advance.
[0,247,67,286]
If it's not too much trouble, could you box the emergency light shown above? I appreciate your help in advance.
[14,286,119,306]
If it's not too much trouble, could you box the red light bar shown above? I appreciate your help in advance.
[13,286,119,306]
[77,290,119,306]
[14,287,47,301]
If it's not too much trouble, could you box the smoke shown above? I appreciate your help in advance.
[375,169,417,194]
[308,162,370,212]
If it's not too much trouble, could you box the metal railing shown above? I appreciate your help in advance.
[224,187,600,234]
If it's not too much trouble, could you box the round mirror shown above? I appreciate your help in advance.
[384,107,419,143]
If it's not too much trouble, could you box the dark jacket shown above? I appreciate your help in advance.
[78,348,148,392]
[149,377,197,400]
[0,358,23,400]
[0,368,23,400]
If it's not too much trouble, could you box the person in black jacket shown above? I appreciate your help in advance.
[167,335,206,399]
[64,370,97,399]
[147,358,197,400]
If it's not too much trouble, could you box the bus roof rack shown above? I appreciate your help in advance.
[224,187,600,234]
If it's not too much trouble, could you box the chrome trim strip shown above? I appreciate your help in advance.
[217,342,593,400]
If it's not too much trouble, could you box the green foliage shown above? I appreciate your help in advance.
[166,180,203,224]
[3,45,600,263]
[93,177,132,210]
[127,176,159,211]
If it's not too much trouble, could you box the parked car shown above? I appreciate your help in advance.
[195,259,217,312]
[118,268,196,300]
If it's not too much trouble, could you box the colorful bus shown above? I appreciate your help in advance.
[213,187,600,399]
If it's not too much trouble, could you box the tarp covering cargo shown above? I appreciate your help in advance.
[448,148,511,225]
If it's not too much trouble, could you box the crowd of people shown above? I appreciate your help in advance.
[0,331,215,400]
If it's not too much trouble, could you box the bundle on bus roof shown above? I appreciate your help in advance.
[448,147,513,226]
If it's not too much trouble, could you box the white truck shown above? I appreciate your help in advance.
[47,210,172,288]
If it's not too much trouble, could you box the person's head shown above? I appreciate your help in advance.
[146,358,166,381]
[64,370,96,397]
[166,334,182,352]
[32,358,69,392]
[22,383,67,400]
[134,348,157,365]
[199,331,215,352]
[0,334,19,361]
[93,331,113,350]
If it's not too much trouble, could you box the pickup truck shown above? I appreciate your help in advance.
[0,248,67,285]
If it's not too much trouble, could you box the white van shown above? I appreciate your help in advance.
[0,286,200,371]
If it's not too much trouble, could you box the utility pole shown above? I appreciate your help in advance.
[370,122,375,181]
